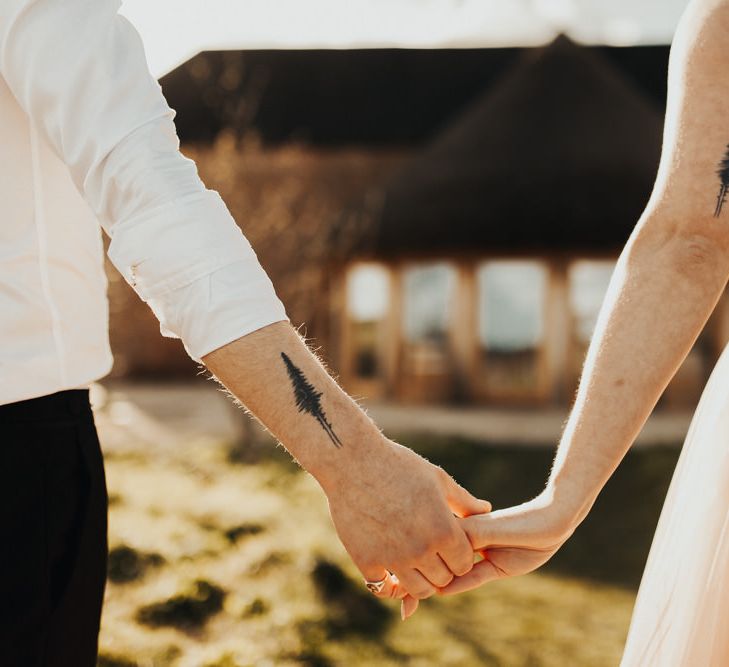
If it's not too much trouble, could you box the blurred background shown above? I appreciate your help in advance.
[95,2,716,666]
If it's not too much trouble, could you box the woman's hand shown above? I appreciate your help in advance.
[400,492,575,619]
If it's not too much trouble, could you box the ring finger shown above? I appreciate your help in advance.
[362,568,399,599]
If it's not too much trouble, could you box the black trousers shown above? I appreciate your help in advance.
[0,389,108,667]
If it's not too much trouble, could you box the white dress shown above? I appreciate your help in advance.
[621,342,729,665]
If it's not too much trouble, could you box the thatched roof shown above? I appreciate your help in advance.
[364,36,664,256]
[162,46,668,146]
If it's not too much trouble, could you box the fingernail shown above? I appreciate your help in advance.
[400,601,406,621]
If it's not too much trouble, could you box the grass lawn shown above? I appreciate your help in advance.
[97,426,680,667]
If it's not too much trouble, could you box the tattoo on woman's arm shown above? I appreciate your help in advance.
[280,352,343,448]
[714,143,729,217]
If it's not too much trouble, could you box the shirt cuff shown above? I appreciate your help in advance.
[107,188,255,301]
[146,258,289,363]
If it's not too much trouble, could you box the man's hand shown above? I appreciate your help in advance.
[322,437,491,601]
[400,492,573,618]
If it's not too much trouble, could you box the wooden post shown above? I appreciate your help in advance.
[450,261,478,402]
[544,260,570,405]
[382,262,403,398]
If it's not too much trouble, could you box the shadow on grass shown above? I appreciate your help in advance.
[407,435,680,590]
[136,579,226,631]
[287,559,405,666]
[108,545,165,584]
[310,558,394,638]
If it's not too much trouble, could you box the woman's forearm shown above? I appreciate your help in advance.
[548,220,729,530]
[545,0,729,534]
[435,0,729,600]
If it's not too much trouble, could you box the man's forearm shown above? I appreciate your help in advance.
[201,321,383,489]
[202,320,490,599]
[547,221,729,530]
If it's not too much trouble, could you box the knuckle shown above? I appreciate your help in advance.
[455,524,475,544]
[435,572,454,588]
[451,560,473,577]
[447,543,475,572]
[446,529,469,551]
[449,550,475,574]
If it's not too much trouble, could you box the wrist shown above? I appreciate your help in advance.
[302,417,392,495]
[543,474,597,536]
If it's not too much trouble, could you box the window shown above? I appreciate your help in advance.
[403,263,455,344]
[477,260,548,396]
[347,263,390,322]
[569,260,615,344]
[346,263,390,379]
[478,261,547,351]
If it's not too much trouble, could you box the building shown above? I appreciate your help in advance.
[331,37,728,408]
[106,39,728,409]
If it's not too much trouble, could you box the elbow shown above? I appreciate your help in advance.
[678,232,729,268]
[626,211,729,286]
[672,232,729,288]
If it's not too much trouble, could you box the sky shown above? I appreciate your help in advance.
[120,0,688,78]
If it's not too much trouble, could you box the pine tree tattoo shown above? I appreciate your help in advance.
[714,144,729,217]
[280,352,343,448]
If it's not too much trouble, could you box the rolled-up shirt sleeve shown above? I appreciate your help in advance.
[0,0,288,361]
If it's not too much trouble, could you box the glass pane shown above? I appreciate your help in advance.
[569,260,615,343]
[403,263,455,343]
[347,263,390,322]
[346,264,390,380]
[478,261,547,351]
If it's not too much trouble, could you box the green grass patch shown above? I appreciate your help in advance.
[100,425,683,666]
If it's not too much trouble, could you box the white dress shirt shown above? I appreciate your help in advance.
[0,0,289,406]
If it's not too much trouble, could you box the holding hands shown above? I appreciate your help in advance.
[203,321,582,618]
[446,493,571,595]
[400,490,575,618]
